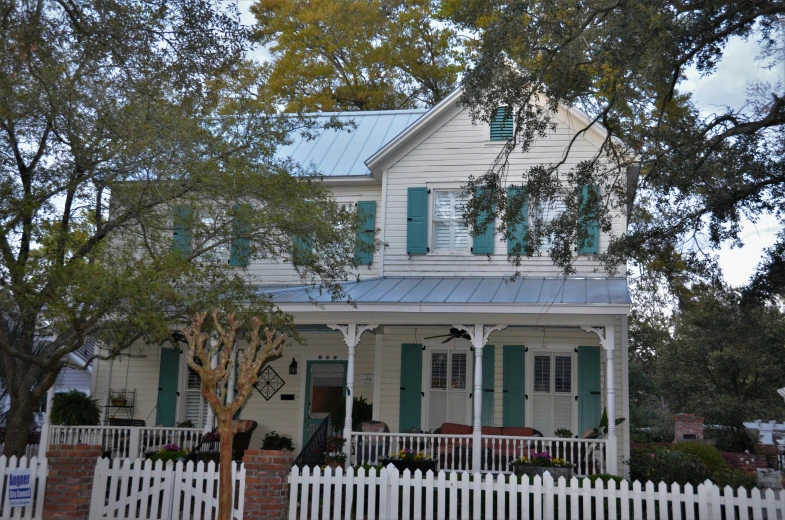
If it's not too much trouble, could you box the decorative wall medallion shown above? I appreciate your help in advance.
[254,366,285,401]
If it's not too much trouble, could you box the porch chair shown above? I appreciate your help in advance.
[356,421,390,465]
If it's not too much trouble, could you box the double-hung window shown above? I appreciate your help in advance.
[433,190,469,252]
[532,353,573,436]
[532,195,567,251]
[196,216,230,264]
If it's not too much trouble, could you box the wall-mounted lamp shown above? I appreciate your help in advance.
[289,358,298,375]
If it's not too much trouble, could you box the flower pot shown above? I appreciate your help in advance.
[111,399,127,407]
[324,460,344,471]
[380,459,437,474]
[511,464,573,480]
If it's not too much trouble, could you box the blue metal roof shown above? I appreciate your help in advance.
[265,277,631,306]
[275,110,427,176]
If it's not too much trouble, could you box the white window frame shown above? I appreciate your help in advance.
[431,189,471,254]
[530,351,576,436]
[421,342,473,431]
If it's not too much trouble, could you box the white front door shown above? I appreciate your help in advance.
[424,346,470,431]
[531,352,574,436]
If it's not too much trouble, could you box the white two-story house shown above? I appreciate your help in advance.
[89,88,632,476]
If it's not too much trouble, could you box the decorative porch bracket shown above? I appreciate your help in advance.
[328,324,378,460]
[581,324,618,475]
[453,323,507,472]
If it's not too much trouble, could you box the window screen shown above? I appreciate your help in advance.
[534,355,551,393]
[554,356,572,393]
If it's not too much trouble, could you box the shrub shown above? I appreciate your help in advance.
[628,447,711,485]
[588,473,626,486]
[50,390,101,426]
[261,431,294,451]
[670,442,730,473]
[704,426,757,453]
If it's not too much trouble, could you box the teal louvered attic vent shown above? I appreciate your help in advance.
[490,107,513,141]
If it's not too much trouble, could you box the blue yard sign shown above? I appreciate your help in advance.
[8,469,32,507]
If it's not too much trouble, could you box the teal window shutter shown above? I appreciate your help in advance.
[490,107,513,141]
[506,186,529,254]
[354,201,376,266]
[399,344,423,431]
[502,346,525,427]
[292,234,312,266]
[407,187,428,255]
[578,346,602,435]
[472,188,494,254]
[474,345,495,426]
[229,203,251,267]
[155,348,180,427]
[172,206,192,259]
[578,184,600,255]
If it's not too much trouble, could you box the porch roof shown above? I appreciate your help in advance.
[264,276,631,306]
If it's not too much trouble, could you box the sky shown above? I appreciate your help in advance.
[234,1,784,287]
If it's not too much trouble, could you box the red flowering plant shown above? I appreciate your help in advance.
[325,436,346,461]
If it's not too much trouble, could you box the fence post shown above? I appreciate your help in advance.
[43,444,102,520]
[242,449,294,520]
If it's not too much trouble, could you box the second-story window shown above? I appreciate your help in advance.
[532,195,567,251]
[196,216,230,264]
[433,190,469,252]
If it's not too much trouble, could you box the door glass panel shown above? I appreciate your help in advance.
[309,364,345,418]
[451,352,466,389]
[534,355,550,392]
[554,356,572,393]
[431,352,447,389]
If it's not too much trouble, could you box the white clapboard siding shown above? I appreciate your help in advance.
[0,456,47,520]
[290,465,785,520]
[90,457,245,520]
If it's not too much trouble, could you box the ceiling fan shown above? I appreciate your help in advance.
[424,327,471,344]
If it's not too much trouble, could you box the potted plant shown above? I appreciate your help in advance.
[324,436,346,470]
[50,390,101,426]
[510,452,573,480]
[380,448,437,473]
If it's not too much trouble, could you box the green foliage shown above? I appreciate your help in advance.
[147,450,189,464]
[628,446,756,489]
[331,396,374,434]
[656,284,785,427]
[669,442,729,474]
[445,0,785,284]
[50,391,101,426]
[0,0,370,455]
[251,0,462,110]
[554,428,573,439]
[261,431,294,451]
[704,427,757,454]
[588,474,626,486]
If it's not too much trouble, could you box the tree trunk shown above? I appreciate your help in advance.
[4,394,36,457]
[217,416,235,520]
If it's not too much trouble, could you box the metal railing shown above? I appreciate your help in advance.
[293,416,331,468]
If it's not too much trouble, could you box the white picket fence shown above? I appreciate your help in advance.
[0,456,47,520]
[289,465,785,520]
[89,458,245,520]
[0,446,38,460]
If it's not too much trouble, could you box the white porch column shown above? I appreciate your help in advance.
[454,323,506,473]
[328,324,378,461]
[372,328,384,421]
[38,385,56,459]
[582,323,617,475]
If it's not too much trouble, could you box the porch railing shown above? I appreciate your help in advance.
[48,425,203,458]
[349,432,606,476]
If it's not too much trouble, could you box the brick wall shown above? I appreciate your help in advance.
[242,449,294,520]
[722,452,773,477]
[674,414,704,441]
[43,445,102,520]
